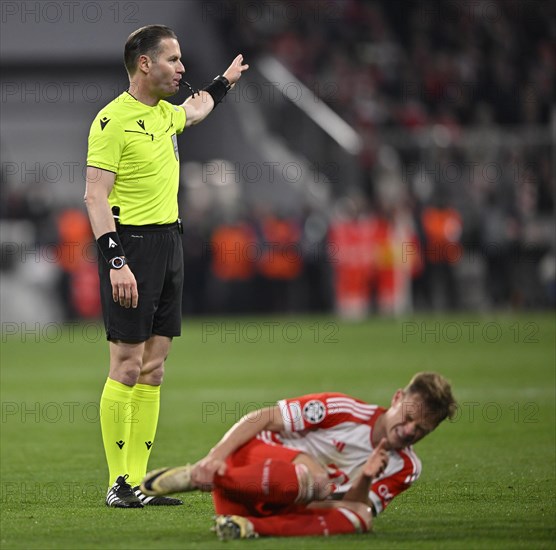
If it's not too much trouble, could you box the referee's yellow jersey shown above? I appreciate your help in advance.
[87,92,187,225]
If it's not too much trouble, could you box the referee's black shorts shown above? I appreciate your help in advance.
[98,222,183,343]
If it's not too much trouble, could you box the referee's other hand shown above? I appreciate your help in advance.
[110,266,139,308]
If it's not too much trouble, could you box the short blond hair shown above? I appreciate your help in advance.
[404,372,457,423]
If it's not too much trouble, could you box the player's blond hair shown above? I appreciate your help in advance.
[404,372,457,423]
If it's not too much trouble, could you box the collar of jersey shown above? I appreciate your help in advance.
[124,90,161,109]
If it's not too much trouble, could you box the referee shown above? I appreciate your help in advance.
[84,25,248,508]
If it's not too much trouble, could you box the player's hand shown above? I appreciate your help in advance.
[362,437,389,479]
[109,265,138,308]
[190,456,227,491]
[223,54,249,88]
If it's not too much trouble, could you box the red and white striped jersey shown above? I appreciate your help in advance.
[257,392,422,514]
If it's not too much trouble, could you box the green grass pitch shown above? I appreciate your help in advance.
[1,314,555,549]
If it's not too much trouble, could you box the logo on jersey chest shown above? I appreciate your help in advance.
[302,400,326,424]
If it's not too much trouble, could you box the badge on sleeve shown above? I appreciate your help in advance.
[171,133,179,160]
[302,400,326,424]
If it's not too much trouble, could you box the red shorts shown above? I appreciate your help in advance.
[212,437,301,516]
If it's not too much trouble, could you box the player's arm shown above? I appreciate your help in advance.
[182,54,249,127]
[191,405,283,487]
[84,166,138,309]
[342,438,389,506]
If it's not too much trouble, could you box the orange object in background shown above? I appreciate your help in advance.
[421,207,463,263]
[211,223,257,281]
[72,261,102,318]
[56,208,101,318]
[57,208,94,272]
[257,216,303,280]
[329,213,420,317]
[328,217,377,319]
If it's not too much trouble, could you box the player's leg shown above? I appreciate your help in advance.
[141,440,331,507]
[293,453,334,501]
[101,339,144,507]
[308,499,373,531]
[209,440,332,515]
[213,458,331,508]
[215,501,372,539]
[140,458,312,504]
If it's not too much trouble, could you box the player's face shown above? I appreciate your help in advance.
[148,37,185,97]
[382,391,439,450]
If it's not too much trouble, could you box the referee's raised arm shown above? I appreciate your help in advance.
[181,54,249,127]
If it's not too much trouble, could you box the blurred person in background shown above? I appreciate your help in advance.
[328,197,376,320]
[420,195,463,311]
[255,211,304,313]
[56,208,100,320]
[208,211,258,314]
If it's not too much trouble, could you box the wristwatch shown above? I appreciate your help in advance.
[109,256,127,270]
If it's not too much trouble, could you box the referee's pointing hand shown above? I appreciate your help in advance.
[222,54,249,88]
[110,265,139,308]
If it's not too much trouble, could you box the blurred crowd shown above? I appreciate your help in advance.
[207,0,555,314]
[1,0,554,321]
[222,0,553,128]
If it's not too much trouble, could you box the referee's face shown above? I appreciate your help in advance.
[149,37,185,98]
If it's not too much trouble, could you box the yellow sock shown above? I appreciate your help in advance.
[100,377,134,486]
[126,383,160,487]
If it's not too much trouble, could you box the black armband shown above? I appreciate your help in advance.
[97,231,125,266]
[203,75,231,106]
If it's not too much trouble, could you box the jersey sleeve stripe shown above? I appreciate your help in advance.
[325,399,377,420]
[277,399,292,431]
[326,398,377,415]
[326,400,377,413]
[279,399,304,432]
[257,430,275,445]
[326,407,373,420]
[291,402,304,430]
[327,407,377,417]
